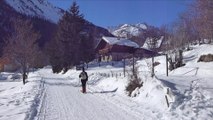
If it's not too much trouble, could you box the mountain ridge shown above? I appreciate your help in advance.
[108,23,148,38]
[4,0,64,23]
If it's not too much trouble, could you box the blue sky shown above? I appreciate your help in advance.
[48,0,193,28]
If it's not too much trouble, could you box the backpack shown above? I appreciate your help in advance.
[80,72,87,80]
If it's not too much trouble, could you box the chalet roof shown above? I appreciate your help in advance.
[102,36,139,48]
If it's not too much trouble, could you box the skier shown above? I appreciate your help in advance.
[79,67,88,93]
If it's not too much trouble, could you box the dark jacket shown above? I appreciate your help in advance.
[79,71,88,81]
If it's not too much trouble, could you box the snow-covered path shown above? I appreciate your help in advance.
[37,73,142,120]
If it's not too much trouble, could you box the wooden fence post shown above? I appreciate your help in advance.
[133,55,135,75]
[123,58,126,77]
[166,54,168,76]
[165,95,169,108]
[151,57,154,77]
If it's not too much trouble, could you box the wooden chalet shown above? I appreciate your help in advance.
[95,36,158,61]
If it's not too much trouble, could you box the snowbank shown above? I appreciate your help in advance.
[0,71,42,120]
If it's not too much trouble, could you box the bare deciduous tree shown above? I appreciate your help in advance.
[192,0,213,43]
[3,19,40,85]
[144,26,162,52]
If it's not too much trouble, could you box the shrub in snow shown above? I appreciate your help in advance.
[52,65,63,73]
[198,54,213,62]
[168,50,185,71]
[126,77,143,97]
[126,67,143,97]
[153,61,160,67]
[131,87,140,97]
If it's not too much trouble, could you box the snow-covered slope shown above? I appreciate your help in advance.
[112,23,147,38]
[152,44,213,119]
[5,0,64,23]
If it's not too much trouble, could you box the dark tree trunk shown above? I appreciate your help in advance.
[22,72,26,85]
[22,66,28,85]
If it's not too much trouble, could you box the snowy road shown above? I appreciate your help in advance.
[36,73,143,120]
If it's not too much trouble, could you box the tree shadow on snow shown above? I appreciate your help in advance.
[156,78,178,90]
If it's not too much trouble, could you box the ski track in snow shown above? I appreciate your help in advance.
[36,73,148,120]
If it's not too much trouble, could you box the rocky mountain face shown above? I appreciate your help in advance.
[0,0,23,56]
[4,0,64,23]
[111,23,148,38]
[0,0,58,55]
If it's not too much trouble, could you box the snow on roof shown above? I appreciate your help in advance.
[102,36,119,45]
[102,36,139,48]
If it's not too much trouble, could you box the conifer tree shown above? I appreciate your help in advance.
[51,1,86,73]
[80,34,95,67]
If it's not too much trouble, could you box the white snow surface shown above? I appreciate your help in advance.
[135,23,147,29]
[112,23,147,38]
[0,72,42,120]
[0,44,213,120]
[5,0,63,23]
[102,36,140,48]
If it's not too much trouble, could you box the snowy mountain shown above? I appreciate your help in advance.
[109,23,165,49]
[4,0,64,23]
[111,23,148,38]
